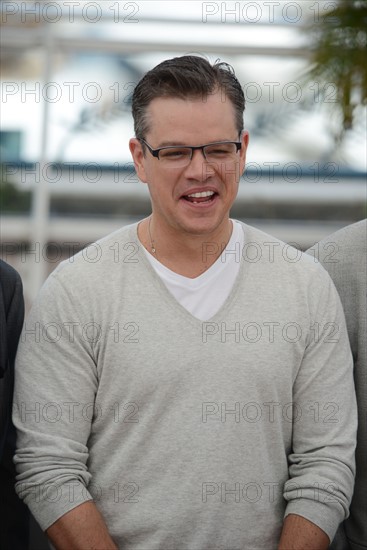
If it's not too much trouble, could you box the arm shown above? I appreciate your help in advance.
[278,514,329,550]
[282,267,357,542]
[13,273,99,532]
[46,501,117,550]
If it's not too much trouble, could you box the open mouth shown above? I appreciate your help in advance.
[182,190,217,204]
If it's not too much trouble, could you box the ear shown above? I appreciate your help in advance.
[129,138,148,183]
[239,130,249,175]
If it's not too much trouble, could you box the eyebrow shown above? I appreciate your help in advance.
[156,141,188,147]
[156,138,236,148]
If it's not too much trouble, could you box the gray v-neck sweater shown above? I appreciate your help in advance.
[13,222,357,549]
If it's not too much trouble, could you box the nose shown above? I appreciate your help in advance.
[184,148,214,180]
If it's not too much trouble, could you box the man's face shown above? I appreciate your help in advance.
[129,91,249,238]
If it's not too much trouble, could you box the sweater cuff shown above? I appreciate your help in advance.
[284,499,343,543]
[20,480,93,531]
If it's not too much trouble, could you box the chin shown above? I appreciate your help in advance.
[178,217,227,236]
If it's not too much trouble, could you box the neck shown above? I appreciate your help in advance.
[139,216,233,278]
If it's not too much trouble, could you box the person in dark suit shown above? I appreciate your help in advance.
[0,259,29,549]
[0,259,24,454]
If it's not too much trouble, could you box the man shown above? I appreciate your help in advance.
[13,56,357,549]
[0,260,24,454]
[307,219,367,550]
[0,259,29,549]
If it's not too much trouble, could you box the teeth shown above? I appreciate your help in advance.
[187,191,215,198]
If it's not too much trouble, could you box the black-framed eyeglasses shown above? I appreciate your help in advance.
[139,138,242,168]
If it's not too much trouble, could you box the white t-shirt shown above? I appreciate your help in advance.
[142,220,244,321]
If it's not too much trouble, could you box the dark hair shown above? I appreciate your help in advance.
[131,55,245,140]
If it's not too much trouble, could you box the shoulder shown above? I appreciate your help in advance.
[31,223,142,314]
[307,219,366,264]
[305,220,367,295]
[0,259,22,289]
[0,260,23,306]
[235,221,340,322]
[235,223,353,343]
[50,222,140,282]
[321,218,366,245]
[237,221,330,280]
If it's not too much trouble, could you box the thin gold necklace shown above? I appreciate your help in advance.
[148,216,156,254]
[147,217,233,259]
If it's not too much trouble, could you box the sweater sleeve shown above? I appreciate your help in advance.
[283,269,357,542]
[13,271,98,530]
